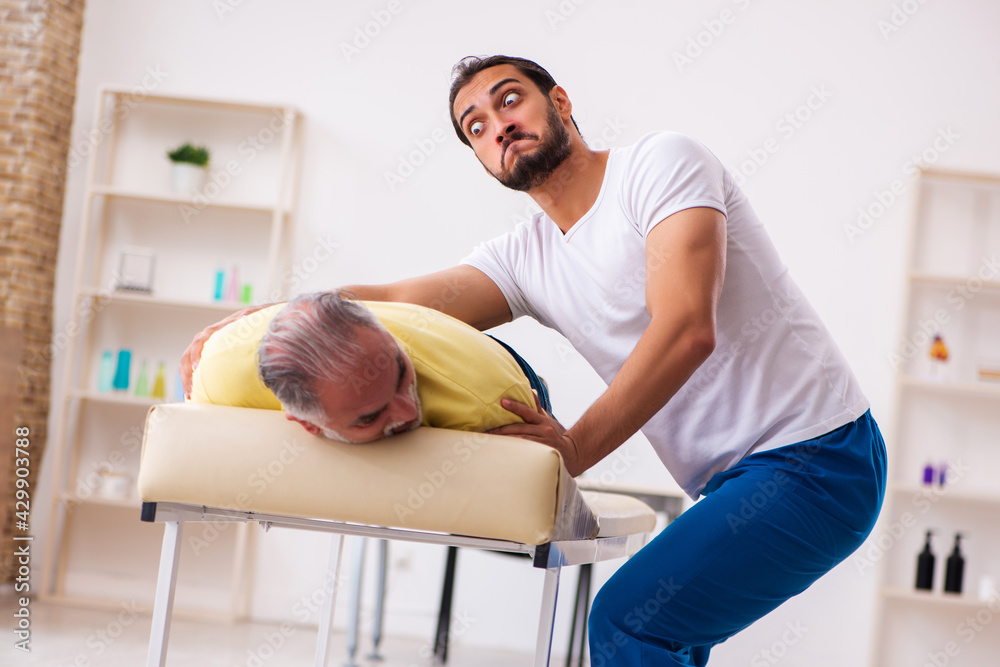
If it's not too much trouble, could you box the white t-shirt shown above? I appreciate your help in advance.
[461,131,869,498]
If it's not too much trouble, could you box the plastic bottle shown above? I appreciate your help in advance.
[944,533,965,594]
[97,350,114,392]
[227,265,240,302]
[135,360,149,397]
[151,362,167,400]
[922,462,935,486]
[214,267,226,301]
[112,349,131,392]
[915,530,935,591]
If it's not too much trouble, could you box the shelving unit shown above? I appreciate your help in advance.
[870,169,1000,667]
[42,87,301,618]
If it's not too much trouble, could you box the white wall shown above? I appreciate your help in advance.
[37,0,1000,663]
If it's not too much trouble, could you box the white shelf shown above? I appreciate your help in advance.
[101,84,296,116]
[44,88,300,618]
[59,492,141,511]
[872,169,1000,666]
[78,287,248,313]
[881,587,993,610]
[68,388,171,407]
[909,273,1000,292]
[898,376,1000,400]
[90,184,282,214]
[888,483,1000,507]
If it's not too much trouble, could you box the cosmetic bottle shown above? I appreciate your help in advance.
[227,265,240,302]
[938,461,948,486]
[135,360,149,397]
[174,368,186,402]
[151,362,167,400]
[112,348,131,392]
[915,530,935,591]
[944,533,965,594]
[922,462,935,486]
[214,267,225,301]
[98,350,114,392]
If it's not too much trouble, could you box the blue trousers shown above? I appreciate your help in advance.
[588,411,886,666]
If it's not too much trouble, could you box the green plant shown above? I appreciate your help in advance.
[166,143,210,167]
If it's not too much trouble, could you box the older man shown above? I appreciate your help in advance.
[189,290,549,442]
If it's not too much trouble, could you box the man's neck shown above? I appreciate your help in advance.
[529,143,610,234]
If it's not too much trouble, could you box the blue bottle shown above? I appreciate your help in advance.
[97,350,114,392]
[112,349,132,392]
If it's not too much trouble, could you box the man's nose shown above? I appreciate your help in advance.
[495,123,516,145]
[390,389,419,423]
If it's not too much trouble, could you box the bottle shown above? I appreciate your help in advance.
[922,462,935,486]
[174,368,186,402]
[97,350,115,392]
[227,265,240,302]
[915,530,935,591]
[135,360,149,397]
[112,349,131,392]
[944,533,965,594]
[151,362,167,400]
[214,267,226,301]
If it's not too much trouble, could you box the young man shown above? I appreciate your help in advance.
[181,56,885,665]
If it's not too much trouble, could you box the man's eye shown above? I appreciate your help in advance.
[502,91,520,107]
[469,120,485,137]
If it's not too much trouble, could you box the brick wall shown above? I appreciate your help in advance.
[0,0,85,583]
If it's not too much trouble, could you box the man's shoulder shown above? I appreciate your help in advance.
[622,131,713,164]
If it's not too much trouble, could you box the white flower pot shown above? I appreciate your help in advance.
[170,162,207,196]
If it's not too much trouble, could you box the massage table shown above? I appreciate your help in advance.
[137,402,657,666]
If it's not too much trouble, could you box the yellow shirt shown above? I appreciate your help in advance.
[190,301,535,432]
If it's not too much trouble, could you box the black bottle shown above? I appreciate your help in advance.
[944,533,965,594]
[915,530,935,591]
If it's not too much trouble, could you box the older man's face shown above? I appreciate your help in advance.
[291,326,422,443]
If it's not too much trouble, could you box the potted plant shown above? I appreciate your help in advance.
[166,142,210,195]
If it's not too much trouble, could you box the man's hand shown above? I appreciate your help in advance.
[487,395,583,475]
[179,304,270,397]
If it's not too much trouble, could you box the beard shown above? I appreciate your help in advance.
[492,103,573,192]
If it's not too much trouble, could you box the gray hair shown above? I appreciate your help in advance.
[258,290,382,423]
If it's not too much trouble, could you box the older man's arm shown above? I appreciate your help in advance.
[180,265,512,396]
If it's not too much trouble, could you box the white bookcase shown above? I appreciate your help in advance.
[870,169,1000,666]
[42,87,301,618]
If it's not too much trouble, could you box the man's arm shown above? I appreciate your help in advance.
[491,206,726,476]
[343,265,512,331]
[179,264,511,395]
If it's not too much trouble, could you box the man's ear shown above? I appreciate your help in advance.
[548,85,573,119]
[285,412,321,435]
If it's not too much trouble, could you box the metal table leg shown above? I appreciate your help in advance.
[433,546,459,664]
[367,539,388,661]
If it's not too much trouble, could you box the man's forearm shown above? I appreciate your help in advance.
[339,284,392,301]
[563,316,715,475]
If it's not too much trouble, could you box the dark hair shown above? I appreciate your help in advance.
[448,55,579,147]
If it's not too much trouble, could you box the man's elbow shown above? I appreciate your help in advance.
[686,322,717,363]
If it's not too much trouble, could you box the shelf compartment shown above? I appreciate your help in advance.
[77,287,247,314]
[91,184,283,213]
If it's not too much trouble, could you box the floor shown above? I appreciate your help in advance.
[2,594,542,666]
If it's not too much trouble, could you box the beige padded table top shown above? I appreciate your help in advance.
[138,402,656,546]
